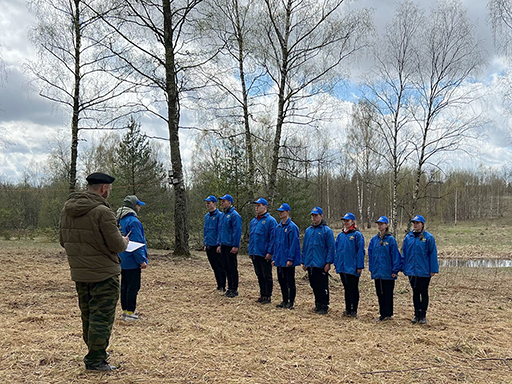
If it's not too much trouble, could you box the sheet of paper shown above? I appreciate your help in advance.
[125,241,145,253]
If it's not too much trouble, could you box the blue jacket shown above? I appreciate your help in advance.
[271,218,301,267]
[217,206,242,247]
[203,209,222,247]
[402,230,439,277]
[301,221,335,268]
[248,212,277,257]
[368,232,403,280]
[118,212,148,270]
[334,228,365,276]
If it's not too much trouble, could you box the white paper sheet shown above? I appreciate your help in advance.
[125,241,145,252]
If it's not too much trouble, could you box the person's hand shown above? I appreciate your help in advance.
[231,247,239,254]
[123,236,130,245]
[203,246,207,252]
[265,253,272,260]
[430,272,437,277]
[286,260,293,267]
[302,264,307,271]
[356,268,362,274]
[272,261,275,266]
[216,246,221,253]
[391,273,397,278]
[140,262,147,269]
[324,263,331,273]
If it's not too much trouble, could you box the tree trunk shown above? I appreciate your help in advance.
[163,0,189,256]
[69,0,81,193]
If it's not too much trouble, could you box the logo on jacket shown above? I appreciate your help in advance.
[284,228,287,233]
[383,241,388,246]
[262,220,266,224]
[227,215,231,218]
[350,236,354,240]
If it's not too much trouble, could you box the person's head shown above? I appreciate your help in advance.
[375,216,389,234]
[277,203,291,222]
[123,195,145,212]
[204,195,217,212]
[310,206,323,225]
[86,172,115,199]
[410,215,425,232]
[252,197,268,216]
[342,212,356,229]
[219,194,234,209]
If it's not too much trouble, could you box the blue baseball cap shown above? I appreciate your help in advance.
[219,194,234,204]
[410,215,425,223]
[136,198,146,206]
[342,212,356,221]
[375,216,388,224]
[310,206,323,215]
[252,197,268,206]
[277,203,291,212]
[204,195,217,203]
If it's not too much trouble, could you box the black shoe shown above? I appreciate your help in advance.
[256,296,263,303]
[317,306,328,315]
[342,310,350,317]
[261,296,271,305]
[314,303,321,312]
[351,312,358,319]
[217,287,226,293]
[276,301,287,308]
[418,317,427,324]
[377,315,385,321]
[285,302,294,310]
[411,316,418,324]
[86,361,116,371]
[225,290,239,298]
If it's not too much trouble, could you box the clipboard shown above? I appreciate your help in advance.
[125,241,145,252]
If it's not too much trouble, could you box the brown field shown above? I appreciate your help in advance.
[1,233,512,384]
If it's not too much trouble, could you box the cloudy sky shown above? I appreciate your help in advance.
[0,0,511,183]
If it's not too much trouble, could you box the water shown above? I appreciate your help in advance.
[440,259,512,268]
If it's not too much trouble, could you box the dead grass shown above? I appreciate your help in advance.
[1,242,512,383]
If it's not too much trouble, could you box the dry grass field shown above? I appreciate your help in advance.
[1,223,512,384]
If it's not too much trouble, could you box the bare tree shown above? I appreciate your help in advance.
[27,0,134,192]
[91,0,210,255]
[489,0,512,56]
[362,0,420,230]
[409,0,485,216]
[257,0,372,204]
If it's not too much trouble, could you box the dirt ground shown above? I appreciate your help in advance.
[1,240,511,384]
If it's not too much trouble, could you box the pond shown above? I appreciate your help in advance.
[440,259,512,268]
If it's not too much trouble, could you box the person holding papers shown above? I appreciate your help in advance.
[117,195,148,321]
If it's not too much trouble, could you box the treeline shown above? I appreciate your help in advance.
[1,119,509,250]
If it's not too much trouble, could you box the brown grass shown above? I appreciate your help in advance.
[1,241,512,383]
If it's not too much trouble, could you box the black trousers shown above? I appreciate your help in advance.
[409,276,431,319]
[252,255,273,297]
[374,279,395,318]
[308,267,329,307]
[220,245,239,291]
[277,266,296,304]
[121,268,141,312]
[206,246,226,290]
[340,273,360,314]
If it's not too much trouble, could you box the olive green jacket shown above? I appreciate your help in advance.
[59,191,128,282]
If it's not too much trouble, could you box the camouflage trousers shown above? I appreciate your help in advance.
[75,276,120,367]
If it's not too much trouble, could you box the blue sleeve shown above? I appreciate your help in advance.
[203,214,207,246]
[130,220,148,265]
[428,235,439,273]
[325,228,335,264]
[266,218,277,255]
[216,216,222,247]
[390,237,402,274]
[356,232,365,269]
[368,236,375,272]
[233,213,242,248]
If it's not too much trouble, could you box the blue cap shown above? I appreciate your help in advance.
[252,197,268,206]
[204,195,217,203]
[310,206,323,215]
[136,199,146,206]
[219,194,234,204]
[277,203,291,212]
[375,216,388,224]
[410,215,425,223]
[342,212,356,221]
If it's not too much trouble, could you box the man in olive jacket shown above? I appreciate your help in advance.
[59,172,128,371]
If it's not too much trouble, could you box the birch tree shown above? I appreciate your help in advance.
[257,0,372,204]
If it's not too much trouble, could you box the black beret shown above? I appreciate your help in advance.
[86,172,115,185]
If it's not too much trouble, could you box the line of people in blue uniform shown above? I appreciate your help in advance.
[203,195,439,324]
